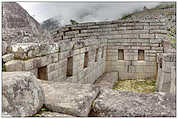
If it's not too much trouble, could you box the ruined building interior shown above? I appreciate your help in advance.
[1,2,176,117]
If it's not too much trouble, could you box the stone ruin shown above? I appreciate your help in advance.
[2,2,176,117]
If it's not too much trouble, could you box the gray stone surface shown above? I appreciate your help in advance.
[91,88,176,117]
[2,72,44,117]
[2,53,14,62]
[1,112,12,117]
[5,60,24,71]
[94,72,118,89]
[39,81,99,117]
[10,43,60,60]
[156,53,176,93]
[2,41,8,55]
[39,111,73,117]
[170,66,176,94]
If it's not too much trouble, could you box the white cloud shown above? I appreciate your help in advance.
[18,2,160,24]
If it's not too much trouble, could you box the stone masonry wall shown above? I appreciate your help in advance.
[4,38,107,84]
[51,19,165,80]
[156,52,176,94]
[3,19,167,83]
[105,20,165,80]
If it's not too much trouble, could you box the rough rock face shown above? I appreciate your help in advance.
[2,2,40,30]
[91,88,176,117]
[2,41,8,55]
[2,2,40,43]
[2,53,14,63]
[2,72,44,117]
[39,81,99,116]
[9,43,59,60]
[39,111,73,117]
[156,52,176,94]
[94,72,118,89]
[2,2,52,44]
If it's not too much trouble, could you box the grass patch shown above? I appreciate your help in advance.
[32,105,49,117]
[33,114,40,117]
[40,107,48,111]
[113,78,156,93]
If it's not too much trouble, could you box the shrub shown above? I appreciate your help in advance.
[70,19,79,25]
[168,26,176,48]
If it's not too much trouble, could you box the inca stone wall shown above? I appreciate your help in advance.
[156,51,176,94]
[104,21,165,80]
[2,3,176,117]
[4,39,106,84]
[3,19,167,83]
[51,19,165,80]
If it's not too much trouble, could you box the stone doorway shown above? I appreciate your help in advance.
[38,66,48,80]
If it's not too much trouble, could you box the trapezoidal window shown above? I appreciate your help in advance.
[79,29,81,34]
[95,48,99,62]
[84,52,89,68]
[138,50,144,60]
[118,49,124,60]
[67,56,73,77]
[101,47,104,58]
[38,66,48,80]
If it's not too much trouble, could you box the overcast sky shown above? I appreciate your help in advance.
[18,2,161,24]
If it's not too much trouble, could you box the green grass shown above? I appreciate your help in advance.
[32,114,40,117]
[40,107,48,111]
[32,106,49,117]
[168,26,176,48]
[113,78,156,93]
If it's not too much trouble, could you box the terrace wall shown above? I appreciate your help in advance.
[4,19,167,83]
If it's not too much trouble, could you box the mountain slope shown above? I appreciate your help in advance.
[2,2,52,44]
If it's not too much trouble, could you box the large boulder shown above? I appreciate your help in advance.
[2,53,14,63]
[10,43,60,60]
[94,72,118,89]
[2,72,44,117]
[39,81,99,116]
[91,88,176,117]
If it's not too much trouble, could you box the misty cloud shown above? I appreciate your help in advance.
[18,2,160,25]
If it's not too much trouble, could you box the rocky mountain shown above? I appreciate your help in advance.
[41,17,62,31]
[2,2,52,45]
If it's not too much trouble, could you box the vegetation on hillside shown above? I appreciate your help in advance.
[121,9,140,20]
[70,19,79,25]
[120,2,176,20]
[168,26,176,48]
[154,3,176,10]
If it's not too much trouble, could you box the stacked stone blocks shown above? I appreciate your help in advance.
[3,19,167,83]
